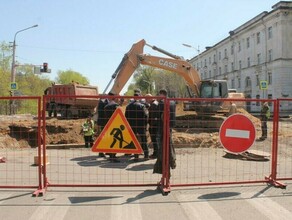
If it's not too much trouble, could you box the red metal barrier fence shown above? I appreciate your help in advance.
[170,98,275,189]
[275,98,292,182]
[0,96,42,193]
[42,95,163,191]
[1,95,291,195]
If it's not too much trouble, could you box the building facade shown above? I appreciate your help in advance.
[189,1,292,112]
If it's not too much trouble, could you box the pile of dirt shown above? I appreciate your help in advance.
[0,107,263,149]
[45,118,85,144]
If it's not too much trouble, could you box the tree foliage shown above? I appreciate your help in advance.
[0,41,91,114]
[129,66,188,97]
[55,69,89,85]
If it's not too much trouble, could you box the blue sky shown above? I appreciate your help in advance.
[2,0,279,93]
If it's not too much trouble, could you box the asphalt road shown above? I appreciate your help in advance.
[0,183,291,220]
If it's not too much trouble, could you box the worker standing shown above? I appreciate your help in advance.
[96,97,109,157]
[104,93,120,162]
[125,90,149,161]
[259,102,270,141]
[153,89,176,174]
[82,115,95,148]
[145,94,160,159]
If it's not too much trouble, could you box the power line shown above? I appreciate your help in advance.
[18,45,122,53]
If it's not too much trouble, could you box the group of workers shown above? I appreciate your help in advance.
[81,88,176,172]
[82,88,270,174]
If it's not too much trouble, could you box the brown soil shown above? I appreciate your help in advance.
[0,107,263,149]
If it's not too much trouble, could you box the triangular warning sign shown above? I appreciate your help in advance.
[92,108,143,154]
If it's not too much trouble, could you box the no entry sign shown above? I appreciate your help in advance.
[219,114,256,153]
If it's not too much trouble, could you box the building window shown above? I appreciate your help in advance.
[209,57,211,64]
[256,75,259,86]
[268,49,273,62]
[245,76,251,88]
[268,26,273,39]
[257,53,261,65]
[239,60,242,69]
[213,54,216,62]
[231,62,234,71]
[268,72,272,85]
[246,37,250,48]
[231,44,234,55]
[238,77,241,88]
[268,94,272,106]
[224,64,228,73]
[204,59,207,67]
[238,41,241,52]
[256,94,260,106]
[209,70,211,78]
[247,57,250,67]
[219,67,222,75]
[224,48,227,57]
[257,32,261,44]
[219,51,221,60]
[231,79,235,88]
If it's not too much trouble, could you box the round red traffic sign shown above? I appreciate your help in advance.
[219,113,256,153]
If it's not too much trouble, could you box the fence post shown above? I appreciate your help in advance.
[265,99,286,188]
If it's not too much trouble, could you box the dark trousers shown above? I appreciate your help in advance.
[84,135,93,148]
[134,128,149,157]
[261,120,268,138]
[149,126,158,156]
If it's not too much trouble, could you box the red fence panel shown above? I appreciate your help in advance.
[42,95,162,189]
[168,98,286,188]
[276,99,292,182]
[0,96,42,192]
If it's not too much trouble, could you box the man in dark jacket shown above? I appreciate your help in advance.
[96,98,109,157]
[125,91,149,161]
[104,94,120,162]
[153,89,176,174]
[145,94,160,159]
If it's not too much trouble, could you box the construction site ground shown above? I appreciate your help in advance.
[0,106,269,150]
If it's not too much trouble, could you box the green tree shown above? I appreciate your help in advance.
[0,42,12,96]
[133,66,156,95]
[55,69,90,85]
[128,66,188,97]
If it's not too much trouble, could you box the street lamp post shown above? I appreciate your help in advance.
[10,24,38,115]
[10,24,38,91]
[182,43,201,70]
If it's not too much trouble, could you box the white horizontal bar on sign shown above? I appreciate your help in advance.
[226,129,250,139]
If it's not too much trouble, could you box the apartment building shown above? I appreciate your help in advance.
[189,1,292,112]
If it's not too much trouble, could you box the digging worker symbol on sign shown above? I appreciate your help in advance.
[110,125,125,149]
[109,124,135,149]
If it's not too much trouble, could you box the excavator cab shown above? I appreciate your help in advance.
[184,80,229,113]
[200,80,228,99]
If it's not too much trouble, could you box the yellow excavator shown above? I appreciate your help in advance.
[104,39,244,114]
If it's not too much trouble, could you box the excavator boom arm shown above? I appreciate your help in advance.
[139,55,200,96]
[108,39,201,96]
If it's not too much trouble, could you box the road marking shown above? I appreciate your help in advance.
[176,194,222,220]
[110,197,142,220]
[226,129,250,139]
[244,193,291,220]
[28,194,69,220]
